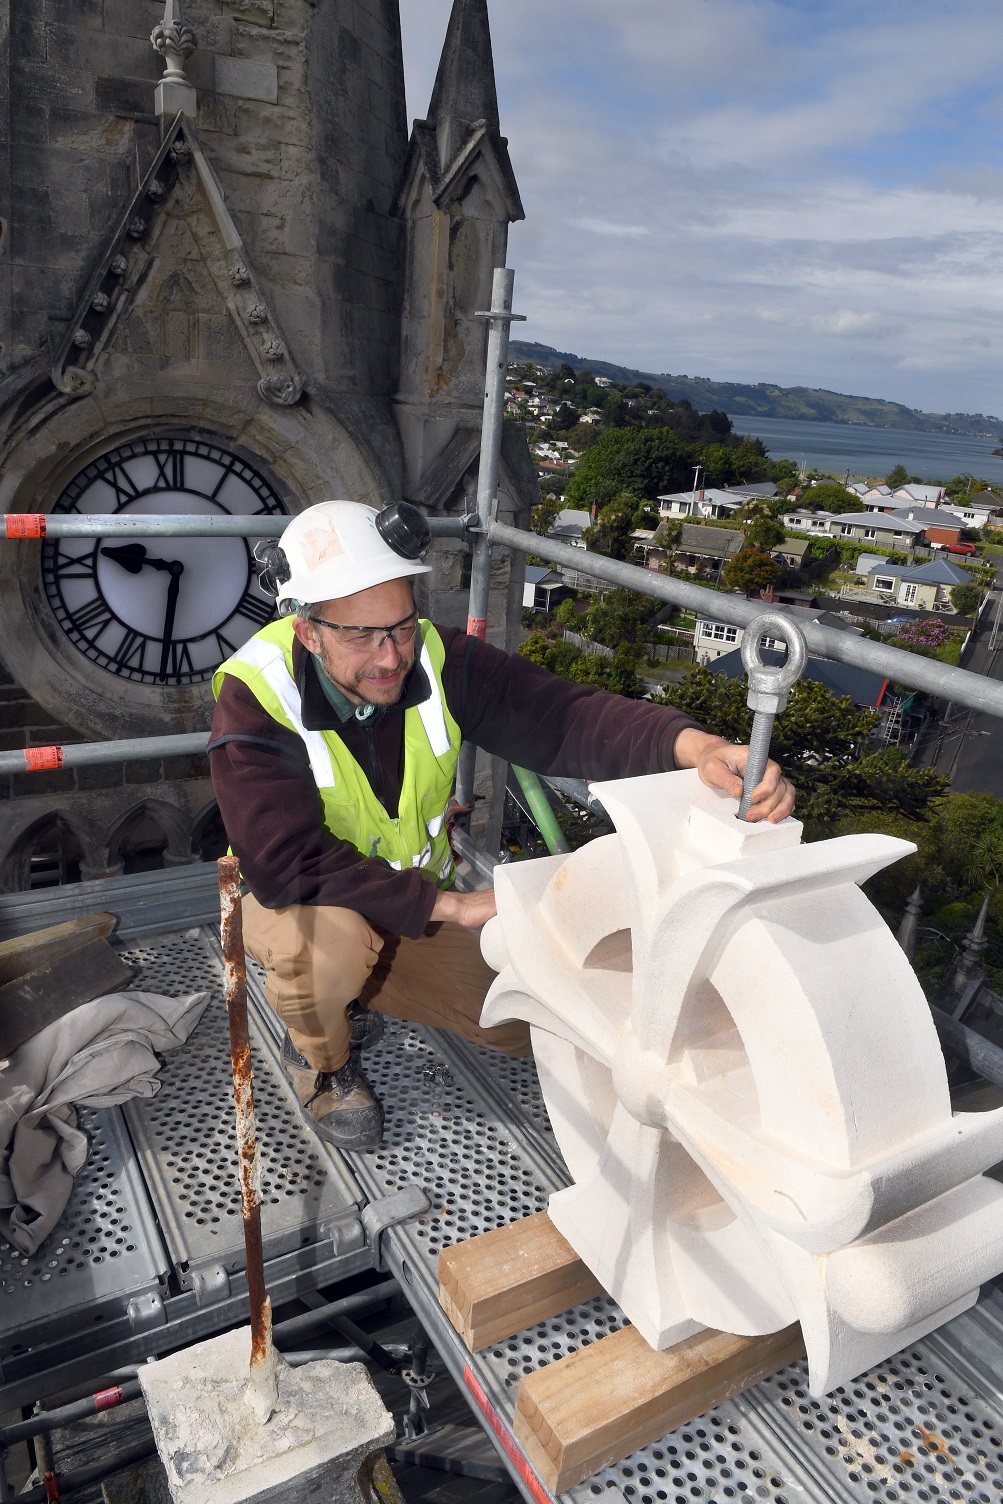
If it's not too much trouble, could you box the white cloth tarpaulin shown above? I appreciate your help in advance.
[0,989,210,1254]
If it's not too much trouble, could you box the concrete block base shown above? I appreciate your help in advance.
[139,1326,394,1504]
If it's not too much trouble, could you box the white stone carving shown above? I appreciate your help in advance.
[151,1,197,121]
[480,769,1003,1395]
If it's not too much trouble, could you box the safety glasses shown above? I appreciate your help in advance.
[311,610,419,652]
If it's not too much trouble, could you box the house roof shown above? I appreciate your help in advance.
[890,506,964,530]
[524,564,563,586]
[773,538,810,558]
[657,488,741,508]
[711,646,888,707]
[894,484,944,503]
[548,509,590,540]
[721,482,779,498]
[676,523,744,557]
[827,512,928,534]
[868,557,975,586]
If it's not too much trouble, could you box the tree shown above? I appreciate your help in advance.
[550,403,579,432]
[722,546,780,597]
[743,514,785,551]
[531,496,563,536]
[554,597,578,629]
[885,464,909,488]
[801,483,864,514]
[581,491,641,561]
[584,587,651,650]
[564,429,692,513]
[652,668,947,829]
[949,582,981,616]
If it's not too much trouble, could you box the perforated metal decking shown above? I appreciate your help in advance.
[5,921,1003,1504]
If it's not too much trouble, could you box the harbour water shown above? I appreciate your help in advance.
[726,413,1003,486]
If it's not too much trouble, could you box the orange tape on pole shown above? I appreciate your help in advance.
[467,616,488,639]
[5,514,46,539]
[23,746,64,771]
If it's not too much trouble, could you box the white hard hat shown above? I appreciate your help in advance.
[270,501,432,609]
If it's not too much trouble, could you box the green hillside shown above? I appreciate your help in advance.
[509,341,1003,441]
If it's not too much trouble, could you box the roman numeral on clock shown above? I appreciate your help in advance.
[232,591,275,628]
[72,595,115,636]
[152,449,186,491]
[112,627,147,671]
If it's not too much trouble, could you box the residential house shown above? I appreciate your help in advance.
[711,644,889,712]
[855,483,946,512]
[781,509,927,549]
[579,409,604,425]
[548,509,591,547]
[889,506,964,547]
[694,605,860,666]
[594,376,613,388]
[771,537,812,571]
[658,487,742,520]
[943,497,1003,530]
[862,556,975,611]
[672,523,745,582]
[522,565,567,614]
[658,482,776,520]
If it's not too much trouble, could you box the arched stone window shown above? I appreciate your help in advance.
[2,815,85,891]
[108,805,170,875]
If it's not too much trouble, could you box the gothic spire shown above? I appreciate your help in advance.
[426,0,500,167]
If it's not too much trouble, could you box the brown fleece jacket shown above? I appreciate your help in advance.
[208,627,703,938]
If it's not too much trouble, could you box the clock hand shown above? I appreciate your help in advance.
[100,544,183,575]
[158,561,185,682]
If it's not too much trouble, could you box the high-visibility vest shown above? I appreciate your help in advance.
[213,617,460,885]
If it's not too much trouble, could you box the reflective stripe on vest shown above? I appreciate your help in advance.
[225,635,337,787]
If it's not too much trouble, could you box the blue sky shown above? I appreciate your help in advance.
[400,0,1003,416]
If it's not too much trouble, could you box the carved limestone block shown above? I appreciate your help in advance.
[480,769,1003,1395]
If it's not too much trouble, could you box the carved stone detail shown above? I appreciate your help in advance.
[258,372,304,407]
[481,769,1003,1396]
[247,303,268,324]
[110,255,128,276]
[147,181,166,202]
[71,329,91,348]
[91,292,110,313]
[229,263,251,286]
[151,1,197,80]
[127,217,147,240]
[262,338,284,361]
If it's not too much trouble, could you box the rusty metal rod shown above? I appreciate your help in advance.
[218,856,278,1419]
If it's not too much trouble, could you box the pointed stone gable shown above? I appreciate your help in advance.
[51,118,304,408]
[426,0,500,158]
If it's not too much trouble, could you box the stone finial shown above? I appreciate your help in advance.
[151,0,197,120]
[896,885,923,961]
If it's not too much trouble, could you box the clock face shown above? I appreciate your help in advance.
[41,436,288,685]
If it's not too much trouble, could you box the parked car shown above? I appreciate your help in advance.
[945,542,977,556]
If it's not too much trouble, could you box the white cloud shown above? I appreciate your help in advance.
[400,1,1003,413]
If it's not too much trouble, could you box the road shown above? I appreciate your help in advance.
[923,578,1003,796]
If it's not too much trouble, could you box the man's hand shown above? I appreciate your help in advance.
[430,886,498,928]
[673,729,796,824]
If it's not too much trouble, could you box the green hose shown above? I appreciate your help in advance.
[511,764,571,855]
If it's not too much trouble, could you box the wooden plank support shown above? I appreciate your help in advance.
[0,933,133,1058]
[513,1321,806,1494]
[0,912,115,987]
[439,1211,604,1351]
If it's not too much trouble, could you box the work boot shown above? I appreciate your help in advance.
[281,1035,384,1152]
[346,1000,384,1053]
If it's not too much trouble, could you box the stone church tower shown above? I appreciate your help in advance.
[0,0,532,891]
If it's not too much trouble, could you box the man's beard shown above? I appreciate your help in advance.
[321,651,412,708]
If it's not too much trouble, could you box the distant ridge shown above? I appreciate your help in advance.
[509,341,1003,441]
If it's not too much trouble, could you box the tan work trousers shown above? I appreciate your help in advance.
[242,895,532,1070]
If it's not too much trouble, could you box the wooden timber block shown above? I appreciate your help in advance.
[0,934,133,1058]
[514,1321,806,1494]
[439,1211,604,1351]
[0,913,116,987]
